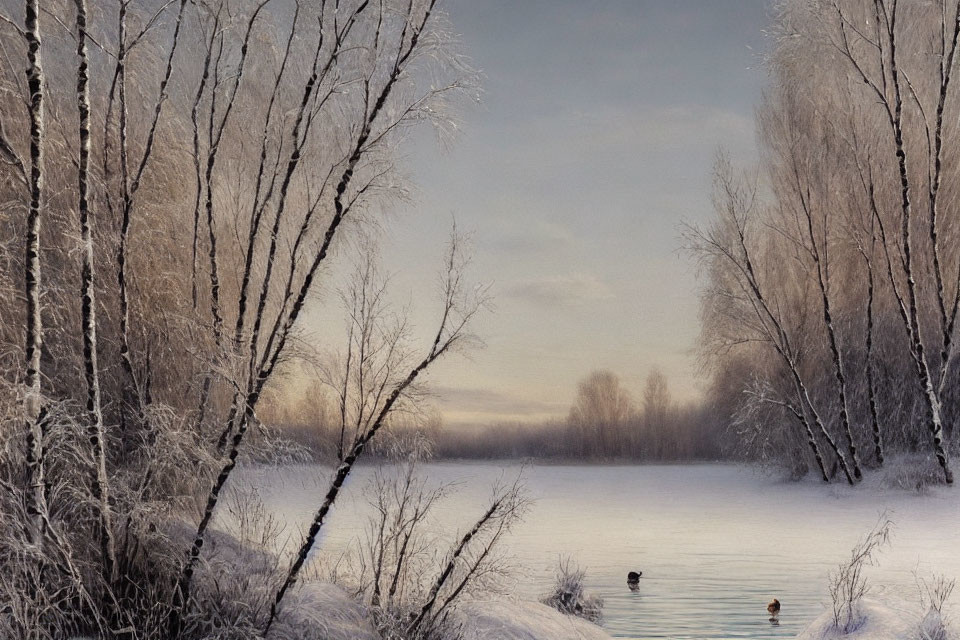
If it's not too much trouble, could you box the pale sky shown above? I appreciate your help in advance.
[361,1,771,426]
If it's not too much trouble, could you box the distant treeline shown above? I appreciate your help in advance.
[263,369,727,462]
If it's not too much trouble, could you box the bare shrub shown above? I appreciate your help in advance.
[828,514,893,632]
[350,444,527,640]
[541,557,603,623]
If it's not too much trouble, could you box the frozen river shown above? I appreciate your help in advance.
[230,463,960,639]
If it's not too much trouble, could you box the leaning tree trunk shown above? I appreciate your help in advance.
[407,496,504,635]
[789,359,854,485]
[74,0,116,584]
[776,394,830,483]
[23,0,48,545]
[265,351,441,634]
[794,171,862,481]
[266,232,460,635]
[729,200,847,485]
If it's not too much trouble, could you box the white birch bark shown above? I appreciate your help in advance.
[23,0,47,544]
[74,0,116,583]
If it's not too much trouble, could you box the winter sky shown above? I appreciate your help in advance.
[371,0,772,426]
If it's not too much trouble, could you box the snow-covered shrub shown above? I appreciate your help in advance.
[917,574,956,640]
[0,393,222,640]
[459,600,612,640]
[828,515,893,633]
[879,455,946,494]
[541,558,603,623]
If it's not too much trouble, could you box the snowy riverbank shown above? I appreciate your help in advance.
[262,582,611,640]
[173,519,614,640]
[794,598,954,640]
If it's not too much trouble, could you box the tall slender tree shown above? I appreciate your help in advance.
[23,0,47,544]
[73,0,116,583]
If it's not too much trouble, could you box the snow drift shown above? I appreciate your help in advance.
[795,599,950,640]
[460,599,611,640]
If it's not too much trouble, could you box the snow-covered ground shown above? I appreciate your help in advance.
[264,584,612,640]
[460,600,611,640]
[795,601,916,640]
[148,518,614,640]
[794,598,953,640]
[265,583,379,640]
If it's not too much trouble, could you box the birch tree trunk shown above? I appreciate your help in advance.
[190,9,218,311]
[265,228,481,632]
[23,0,47,545]
[265,339,454,633]
[861,247,884,466]
[796,184,862,480]
[885,10,953,483]
[117,0,190,411]
[74,0,116,584]
[929,0,960,395]
[837,0,955,483]
[690,159,849,483]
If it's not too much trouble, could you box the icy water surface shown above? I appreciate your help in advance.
[230,463,960,639]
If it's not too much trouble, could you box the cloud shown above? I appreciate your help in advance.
[431,385,568,426]
[502,273,615,308]
[486,218,577,256]
[510,104,756,163]
[433,385,566,415]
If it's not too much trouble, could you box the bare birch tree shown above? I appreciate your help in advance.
[72,0,116,584]
[761,94,864,480]
[827,0,953,482]
[688,156,853,484]
[697,0,960,481]
[264,229,487,633]
[169,2,475,632]
[22,0,47,545]
[0,0,477,635]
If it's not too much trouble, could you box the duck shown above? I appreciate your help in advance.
[627,571,642,589]
[767,598,780,615]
